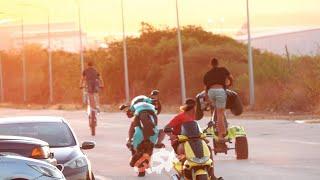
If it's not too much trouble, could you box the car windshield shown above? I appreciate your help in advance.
[0,122,76,147]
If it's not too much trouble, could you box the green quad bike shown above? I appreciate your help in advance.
[196,90,249,160]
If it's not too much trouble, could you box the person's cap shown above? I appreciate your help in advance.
[180,98,196,111]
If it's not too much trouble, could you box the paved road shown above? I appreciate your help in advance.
[1,108,320,180]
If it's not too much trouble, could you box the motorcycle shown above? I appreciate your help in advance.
[165,121,222,180]
[119,90,162,177]
[81,86,100,136]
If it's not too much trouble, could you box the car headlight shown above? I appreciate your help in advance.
[29,164,63,178]
[64,156,88,169]
[190,156,210,164]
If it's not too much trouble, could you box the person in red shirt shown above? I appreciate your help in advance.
[165,98,196,153]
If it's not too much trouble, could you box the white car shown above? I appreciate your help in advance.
[0,153,65,180]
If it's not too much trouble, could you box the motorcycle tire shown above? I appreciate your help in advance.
[235,136,248,159]
[138,171,145,177]
[196,174,209,180]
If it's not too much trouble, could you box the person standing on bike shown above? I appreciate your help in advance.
[80,61,104,110]
[203,58,233,142]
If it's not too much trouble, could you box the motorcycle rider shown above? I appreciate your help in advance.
[164,98,197,154]
[126,95,165,152]
[203,58,233,143]
[80,61,104,110]
[165,98,222,180]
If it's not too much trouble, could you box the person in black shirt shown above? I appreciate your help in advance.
[203,58,233,142]
[80,61,104,109]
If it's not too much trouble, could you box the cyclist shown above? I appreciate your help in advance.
[203,58,233,143]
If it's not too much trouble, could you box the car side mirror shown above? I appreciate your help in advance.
[81,141,95,150]
[164,127,173,133]
[119,104,129,111]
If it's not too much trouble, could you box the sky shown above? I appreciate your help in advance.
[0,0,320,39]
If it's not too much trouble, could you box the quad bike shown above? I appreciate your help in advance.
[197,90,249,160]
[119,90,162,177]
[165,121,223,180]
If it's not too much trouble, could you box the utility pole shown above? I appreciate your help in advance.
[48,15,53,103]
[175,0,186,104]
[21,16,27,103]
[0,52,3,102]
[246,0,255,106]
[76,0,85,103]
[121,0,130,103]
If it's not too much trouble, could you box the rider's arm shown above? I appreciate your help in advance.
[227,74,234,87]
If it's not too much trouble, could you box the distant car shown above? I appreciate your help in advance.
[0,153,65,180]
[0,116,96,180]
[0,135,58,166]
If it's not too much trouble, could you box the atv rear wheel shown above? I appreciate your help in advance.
[235,136,248,159]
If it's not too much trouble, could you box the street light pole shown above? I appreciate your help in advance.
[0,52,3,102]
[175,0,186,104]
[48,14,53,103]
[246,0,255,106]
[121,0,130,103]
[77,0,84,72]
[76,0,85,103]
[21,16,27,103]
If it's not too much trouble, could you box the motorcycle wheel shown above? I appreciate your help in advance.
[196,174,209,180]
[90,112,97,136]
[138,171,145,177]
[235,136,248,159]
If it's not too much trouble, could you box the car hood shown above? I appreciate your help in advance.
[50,146,83,164]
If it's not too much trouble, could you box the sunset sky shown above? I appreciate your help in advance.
[0,0,319,39]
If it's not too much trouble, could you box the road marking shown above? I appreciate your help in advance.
[280,139,320,145]
[94,175,112,180]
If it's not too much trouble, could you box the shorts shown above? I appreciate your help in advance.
[208,88,227,109]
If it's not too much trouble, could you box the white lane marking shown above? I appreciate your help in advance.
[94,175,112,180]
[295,120,305,124]
[280,139,320,145]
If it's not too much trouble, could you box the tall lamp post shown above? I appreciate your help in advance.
[121,0,130,103]
[175,0,186,104]
[21,16,27,103]
[76,0,85,103]
[246,0,255,106]
[0,12,5,102]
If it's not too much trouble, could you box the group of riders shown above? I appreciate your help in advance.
[80,57,233,179]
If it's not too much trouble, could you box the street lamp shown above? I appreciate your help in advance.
[0,12,6,102]
[121,0,130,103]
[246,0,255,106]
[175,0,186,104]
[75,0,85,103]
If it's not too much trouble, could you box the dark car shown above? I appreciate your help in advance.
[0,135,57,166]
[0,116,96,180]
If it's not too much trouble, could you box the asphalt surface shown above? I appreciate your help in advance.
[1,108,320,180]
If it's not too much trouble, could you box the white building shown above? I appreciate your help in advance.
[0,22,87,52]
[236,27,320,56]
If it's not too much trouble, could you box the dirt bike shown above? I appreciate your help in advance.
[119,90,162,177]
[199,90,249,160]
[165,121,223,180]
[81,86,100,136]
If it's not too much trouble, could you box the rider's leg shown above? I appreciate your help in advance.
[208,89,227,141]
[216,108,226,139]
